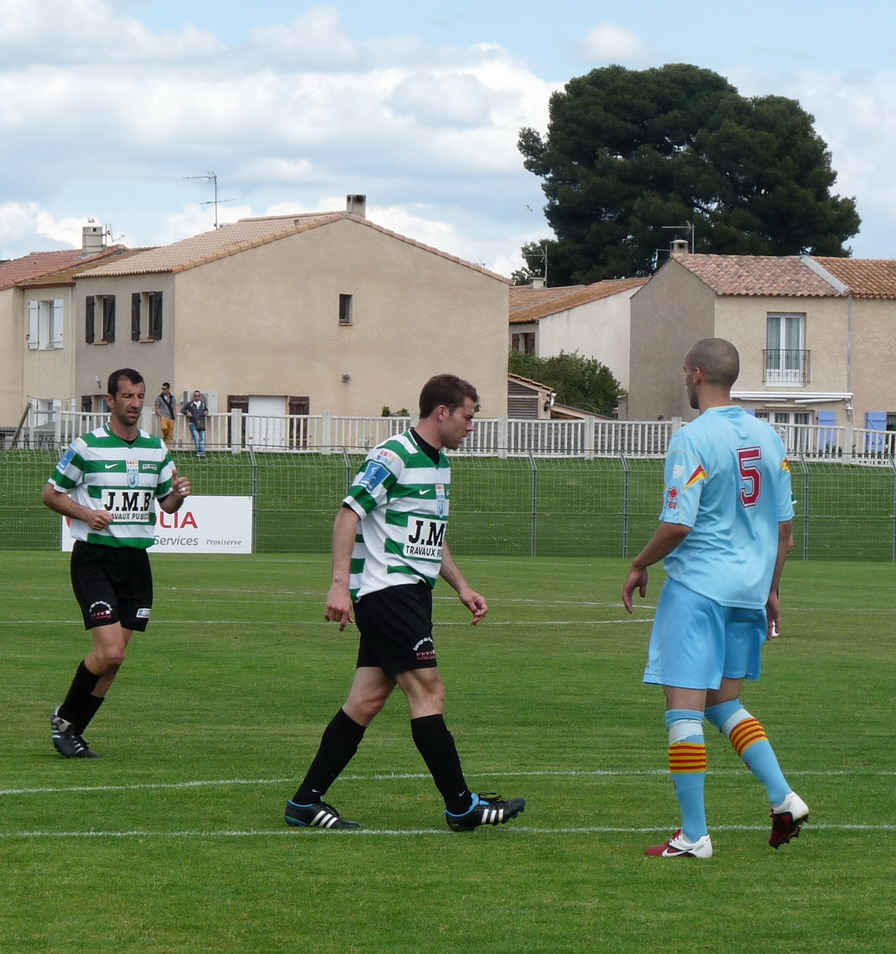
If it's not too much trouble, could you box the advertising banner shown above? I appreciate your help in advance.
[62,495,253,554]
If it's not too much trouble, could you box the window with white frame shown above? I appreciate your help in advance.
[765,313,807,384]
[27,299,64,350]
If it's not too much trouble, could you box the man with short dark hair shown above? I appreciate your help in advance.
[284,374,526,831]
[623,338,808,858]
[154,382,177,447]
[42,368,191,758]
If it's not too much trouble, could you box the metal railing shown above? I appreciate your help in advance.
[4,408,895,466]
[763,348,810,385]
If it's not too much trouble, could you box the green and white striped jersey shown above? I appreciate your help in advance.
[47,425,175,548]
[345,430,451,599]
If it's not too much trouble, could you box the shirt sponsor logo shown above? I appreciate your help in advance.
[684,465,707,490]
[357,460,390,493]
[375,449,399,466]
[404,518,446,558]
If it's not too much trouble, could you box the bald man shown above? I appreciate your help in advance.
[623,338,808,859]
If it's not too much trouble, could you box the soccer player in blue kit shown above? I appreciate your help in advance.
[623,338,809,858]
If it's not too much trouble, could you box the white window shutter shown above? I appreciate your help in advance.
[27,301,39,349]
[52,299,64,347]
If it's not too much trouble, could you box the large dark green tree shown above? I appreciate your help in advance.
[518,64,861,284]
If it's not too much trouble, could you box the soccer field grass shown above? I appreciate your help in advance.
[2,552,895,953]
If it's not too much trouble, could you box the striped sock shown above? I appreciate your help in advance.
[705,700,790,805]
[665,709,708,842]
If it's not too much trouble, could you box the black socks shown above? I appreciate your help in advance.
[293,708,366,804]
[58,660,104,734]
[411,714,471,815]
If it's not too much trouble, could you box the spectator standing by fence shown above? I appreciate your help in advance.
[183,390,209,458]
[154,382,177,447]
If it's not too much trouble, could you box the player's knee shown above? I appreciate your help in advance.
[92,646,127,672]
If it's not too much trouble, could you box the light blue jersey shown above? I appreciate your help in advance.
[660,407,793,608]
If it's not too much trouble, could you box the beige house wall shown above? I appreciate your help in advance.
[714,295,849,395]
[72,218,508,418]
[172,219,508,417]
[627,261,716,420]
[850,300,896,425]
[530,289,638,390]
[0,288,24,426]
[74,273,177,406]
[22,285,77,408]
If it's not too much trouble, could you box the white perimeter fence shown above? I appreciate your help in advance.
[6,409,896,465]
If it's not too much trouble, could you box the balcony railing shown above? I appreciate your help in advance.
[764,349,810,385]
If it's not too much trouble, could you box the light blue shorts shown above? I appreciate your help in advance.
[643,578,767,690]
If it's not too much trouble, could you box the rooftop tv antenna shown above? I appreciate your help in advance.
[183,171,233,228]
[661,222,695,253]
[523,242,549,283]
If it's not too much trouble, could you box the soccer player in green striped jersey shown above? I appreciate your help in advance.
[42,368,191,758]
[284,374,526,832]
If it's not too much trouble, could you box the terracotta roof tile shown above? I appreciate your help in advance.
[0,247,128,291]
[672,253,839,297]
[812,257,896,299]
[16,246,142,288]
[84,212,510,283]
[509,278,647,324]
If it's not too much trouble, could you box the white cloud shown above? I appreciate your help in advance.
[388,72,495,128]
[580,24,647,64]
[248,6,358,69]
[728,65,896,256]
[0,0,220,63]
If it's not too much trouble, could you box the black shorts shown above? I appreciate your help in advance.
[353,581,437,676]
[70,541,154,632]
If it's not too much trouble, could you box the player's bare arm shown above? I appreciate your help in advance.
[439,542,488,624]
[158,472,191,514]
[41,484,114,531]
[325,506,360,630]
[766,519,793,639]
[622,522,692,613]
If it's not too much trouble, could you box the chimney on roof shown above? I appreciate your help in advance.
[346,194,367,218]
[82,223,105,256]
[670,238,689,255]
[529,277,545,290]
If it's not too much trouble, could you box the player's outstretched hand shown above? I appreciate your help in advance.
[622,566,648,614]
[460,588,489,625]
[325,582,354,631]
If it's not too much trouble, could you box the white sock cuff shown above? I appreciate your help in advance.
[668,719,705,746]
[720,707,752,737]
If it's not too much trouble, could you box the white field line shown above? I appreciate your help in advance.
[0,617,653,627]
[2,766,893,797]
[3,769,892,838]
[2,823,893,839]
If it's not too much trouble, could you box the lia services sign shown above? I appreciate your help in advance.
[62,495,253,554]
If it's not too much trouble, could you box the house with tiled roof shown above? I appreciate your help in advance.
[73,196,510,430]
[0,227,129,427]
[509,277,647,390]
[627,249,896,443]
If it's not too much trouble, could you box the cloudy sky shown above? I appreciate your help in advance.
[1,0,894,275]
